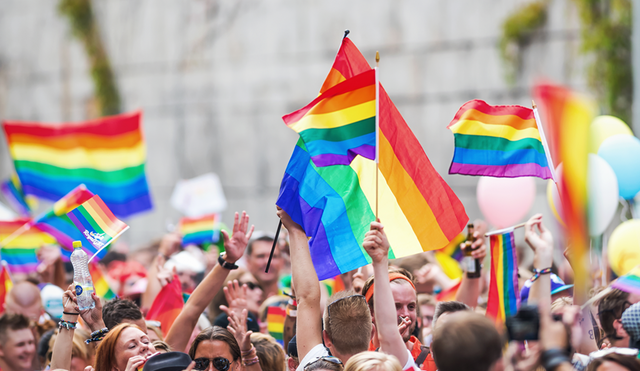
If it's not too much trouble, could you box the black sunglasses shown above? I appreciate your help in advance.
[194,357,231,371]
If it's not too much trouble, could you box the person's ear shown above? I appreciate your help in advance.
[370,323,376,341]
[287,357,298,371]
[322,329,333,349]
[613,318,628,338]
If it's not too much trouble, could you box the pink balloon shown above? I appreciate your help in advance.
[476,177,537,228]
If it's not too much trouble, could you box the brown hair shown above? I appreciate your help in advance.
[95,323,139,371]
[362,267,414,312]
[587,353,640,371]
[417,294,437,307]
[188,326,241,361]
[250,332,285,371]
[433,301,470,328]
[597,289,630,342]
[322,290,372,356]
[344,351,402,371]
[0,313,31,343]
[431,312,502,371]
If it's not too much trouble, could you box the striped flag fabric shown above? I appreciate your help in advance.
[2,111,153,218]
[283,69,376,167]
[447,100,552,179]
[276,36,468,280]
[67,195,129,253]
[266,306,286,346]
[0,262,13,315]
[486,231,520,322]
[0,219,56,274]
[179,213,221,246]
[435,280,461,302]
[147,275,183,335]
[0,176,36,217]
[612,266,640,295]
[89,262,116,300]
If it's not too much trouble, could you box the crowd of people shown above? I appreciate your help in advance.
[1,209,639,371]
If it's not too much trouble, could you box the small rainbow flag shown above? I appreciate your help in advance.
[179,213,221,246]
[486,231,520,322]
[612,267,640,294]
[0,262,13,315]
[0,219,56,273]
[266,306,286,346]
[284,69,376,167]
[0,175,36,217]
[448,100,552,179]
[89,261,116,300]
[438,232,466,262]
[147,275,183,335]
[67,195,129,254]
[435,279,461,302]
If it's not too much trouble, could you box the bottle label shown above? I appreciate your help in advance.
[75,285,83,295]
[464,256,476,273]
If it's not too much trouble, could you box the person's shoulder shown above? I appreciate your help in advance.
[296,344,329,371]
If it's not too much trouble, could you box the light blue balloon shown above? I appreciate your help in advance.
[598,134,640,199]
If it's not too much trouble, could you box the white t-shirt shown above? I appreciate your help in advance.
[295,344,418,371]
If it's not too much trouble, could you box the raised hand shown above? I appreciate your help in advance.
[227,309,253,351]
[159,233,182,259]
[276,206,304,233]
[156,258,176,287]
[81,292,106,332]
[219,280,249,318]
[524,214,553,268]
[63,284,80,314]
[460,231,487,261]
[221,211,254,263]
[363,220,390,264]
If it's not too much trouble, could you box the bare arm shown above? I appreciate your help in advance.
[277,207,323,361]
[524,215,552,311]
[51,286,80,370]
[142,234,181,311]
[364,221,408,366]
[166,212,253,351]
[455,230,486,308]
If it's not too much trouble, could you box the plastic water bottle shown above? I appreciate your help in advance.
[70,241,95,310]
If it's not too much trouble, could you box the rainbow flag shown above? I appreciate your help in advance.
[179,213,221,246]
[534,83,592,297]
[276,37,468,280]
[283,69,376,167]
[0,175,36,217]
[89,262,116,300]
[448,100,552,179]
[438,232,466,262]
[147,275,183,335]
[0,262,13,315]
[486,231,520,322]
[612,266,640,295]
[67,195,129,253]
[2,111,152,218]
[266,306,286,346]
[435,280,461,302]
[0,219,56,273]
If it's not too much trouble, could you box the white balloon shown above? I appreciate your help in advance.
[588,154,619,236]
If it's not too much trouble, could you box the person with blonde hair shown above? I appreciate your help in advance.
[344,352,402,371]
[250,332,285,371]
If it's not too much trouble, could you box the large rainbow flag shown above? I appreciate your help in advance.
[277,37,468,279]
[0,219,56,274]
[67,195,129,254]
[179,213,221,246]
[534,83,592,298]
[0,262,13,315]
[486,231,519,322]
[283,69,376,167]
[2,111,152,218]
[448,100,552,179]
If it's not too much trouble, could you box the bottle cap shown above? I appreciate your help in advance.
[73,241,82,249]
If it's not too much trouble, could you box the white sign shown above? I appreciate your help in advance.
[171,173,227,217]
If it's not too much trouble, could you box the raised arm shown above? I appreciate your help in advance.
[50,285,80,371]
[141,233,182,311]
[524,214,553,311]
[363,221,409,366]
[455,228,487,308]
[276,207,322,361]
[166,212,253,351]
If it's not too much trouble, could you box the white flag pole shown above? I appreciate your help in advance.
[532,100,559,184]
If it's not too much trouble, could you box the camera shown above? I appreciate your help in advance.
[505,304,563,342]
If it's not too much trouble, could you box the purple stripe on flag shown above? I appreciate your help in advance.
[310,144,375,167]
[449,162,552,179]
[5,263,38,274]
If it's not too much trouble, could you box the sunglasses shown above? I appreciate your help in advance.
[590,347,639,360]
[304,356,343,371]
[240,281,262,291]
[194,357,231,371]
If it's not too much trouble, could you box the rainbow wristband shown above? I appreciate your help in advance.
[531,267,552,282]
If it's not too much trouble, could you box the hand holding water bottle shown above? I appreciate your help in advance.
[70,241,95,311]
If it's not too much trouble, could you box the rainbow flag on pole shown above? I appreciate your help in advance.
[2,111,152,218]
[612,266,640,295]
[486,231,520,322]
[89,261,116,300]
[67,195,129,254]
[277,36,468,280]
[448,100,553,179]
[267,306,286,346]
[284,69,377,167]
[179,213,221,246]
[0,262,13,315]
[0,219,55,274]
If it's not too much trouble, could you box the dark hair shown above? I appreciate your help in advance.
[102,298,144,330]
[0,313,32,342]
[101,251,127,268]
[587,353,640,371]
[433,301,471,327]
[188,326,241,362]
[597,289,630,342]
[431,312,502,371]
[247,236,276,256]
[362,267,414,311]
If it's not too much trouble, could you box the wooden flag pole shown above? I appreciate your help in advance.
[532,100,558,184]
[265,220,282,273]
[375,51,380,219]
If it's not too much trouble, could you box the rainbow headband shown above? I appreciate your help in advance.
[364,273,416,302]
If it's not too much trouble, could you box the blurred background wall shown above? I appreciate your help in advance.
[0,0,589,250]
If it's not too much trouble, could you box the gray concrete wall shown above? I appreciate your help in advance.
[0,0,588,250]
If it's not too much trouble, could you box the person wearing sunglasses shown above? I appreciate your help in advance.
[276,207,372,371]
[188,326,241,371]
